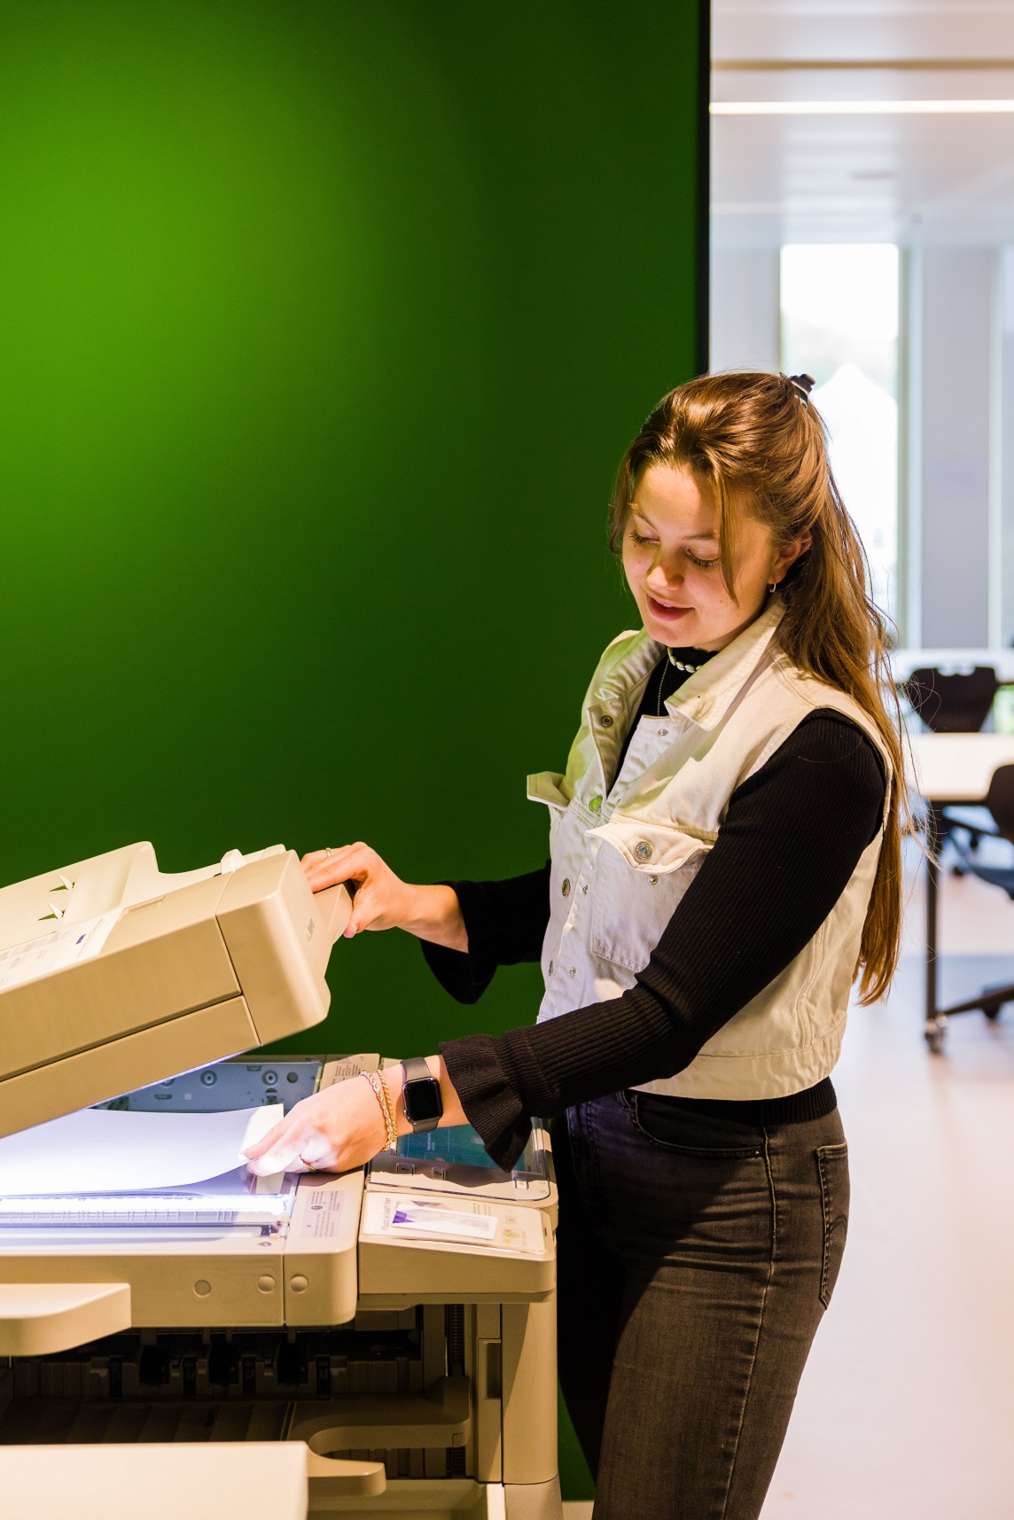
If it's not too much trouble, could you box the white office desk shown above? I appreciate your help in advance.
[907,732,1014,1049]
[908,732,1014,803]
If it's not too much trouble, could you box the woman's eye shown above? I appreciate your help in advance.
[630,530,719,570]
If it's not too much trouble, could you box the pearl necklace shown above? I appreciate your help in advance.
[656,646,710,715]
[666,648,704,674]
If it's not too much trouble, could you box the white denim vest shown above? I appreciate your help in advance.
[526,594,894,1100]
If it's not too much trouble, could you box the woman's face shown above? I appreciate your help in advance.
[621,463,809,652]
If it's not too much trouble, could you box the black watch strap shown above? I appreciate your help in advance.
[401,1056,443,1133]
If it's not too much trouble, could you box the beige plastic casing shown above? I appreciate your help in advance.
[0,843,351,1139]
[0,1443,310,1520]
[0,1057,559,1337]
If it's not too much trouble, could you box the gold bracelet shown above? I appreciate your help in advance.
[361,1070,398,1150]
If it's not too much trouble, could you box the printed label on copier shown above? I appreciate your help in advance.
[304,1188,345,1239]
[368,1194,498,1243]
[0,909,124,994]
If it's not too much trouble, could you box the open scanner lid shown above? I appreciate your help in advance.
[0,842,351,1140]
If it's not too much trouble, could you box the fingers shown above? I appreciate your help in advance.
[246,1143,306,1177]
[242,1108,306,1169]
[301,843,370,868]
[300,843,375,892]
[344,884,378,937]
[243,1113,289,1161]
[243,1120,337,1177]
[298,1131,339,1167]
[299,844,397,936]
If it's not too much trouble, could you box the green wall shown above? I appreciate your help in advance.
[1,0,706,1497]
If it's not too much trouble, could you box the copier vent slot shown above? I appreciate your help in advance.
[0,1304,473,1480]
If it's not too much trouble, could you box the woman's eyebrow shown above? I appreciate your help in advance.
[630,506,718,542]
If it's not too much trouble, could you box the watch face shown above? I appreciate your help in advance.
[404,1077,442,1123]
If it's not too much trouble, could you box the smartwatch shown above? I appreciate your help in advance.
[401,1056,443,1133]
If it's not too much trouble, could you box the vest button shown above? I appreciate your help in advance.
[634,840,654,862]
[649,875,659,885]
[598,713,614,728]
[589,796,602,813]
[567,966,576,977]
[561,878,571,896]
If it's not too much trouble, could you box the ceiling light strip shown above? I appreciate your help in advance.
[713,60,1014,73]
[711,99,1014,115]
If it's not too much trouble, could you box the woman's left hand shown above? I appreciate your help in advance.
[242,1073,393,1177]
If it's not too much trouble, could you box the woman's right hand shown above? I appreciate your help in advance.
[299,845,468,950]
[300,843,414,938]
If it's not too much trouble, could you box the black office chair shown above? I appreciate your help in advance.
[944,763,1014,1022]
[900,665,999,733]
[901,665,1001,867]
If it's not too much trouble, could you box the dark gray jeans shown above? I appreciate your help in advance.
[554,1091,850,1520]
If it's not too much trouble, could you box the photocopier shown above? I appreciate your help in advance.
[0,842,561,1520]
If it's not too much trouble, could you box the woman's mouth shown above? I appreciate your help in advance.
[647,595,692,621]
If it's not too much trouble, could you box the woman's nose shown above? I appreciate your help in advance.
[648,566,684,590]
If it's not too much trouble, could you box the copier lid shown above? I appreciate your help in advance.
[0,841,350,1140]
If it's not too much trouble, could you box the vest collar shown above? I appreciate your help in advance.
[594,594,788,734]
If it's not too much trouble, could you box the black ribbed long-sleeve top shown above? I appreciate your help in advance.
[420,644,888,1170]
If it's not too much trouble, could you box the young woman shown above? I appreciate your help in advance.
[246,370,913,1520]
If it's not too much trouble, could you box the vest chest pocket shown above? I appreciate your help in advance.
[589,820,715,974]
[527,770,573,850]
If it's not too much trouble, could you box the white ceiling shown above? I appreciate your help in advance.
[711,2,1014,246]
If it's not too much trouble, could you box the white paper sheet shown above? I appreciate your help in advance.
[0,1104,280,1197]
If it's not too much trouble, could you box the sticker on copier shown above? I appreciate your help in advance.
[372,1194,498,1243]
[0,909,124,994]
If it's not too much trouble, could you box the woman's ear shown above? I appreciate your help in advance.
[777,532,812,578]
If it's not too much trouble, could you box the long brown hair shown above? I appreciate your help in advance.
[608,369,916,1006]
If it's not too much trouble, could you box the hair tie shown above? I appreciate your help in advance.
[785,372,815,405]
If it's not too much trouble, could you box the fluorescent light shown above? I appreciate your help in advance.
[712,99,1014,116]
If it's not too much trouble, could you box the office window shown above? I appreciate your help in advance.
[780,244,901,630]
[1000,247,1014,651]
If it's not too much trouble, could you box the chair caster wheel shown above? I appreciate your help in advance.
[925,1021,947,1053]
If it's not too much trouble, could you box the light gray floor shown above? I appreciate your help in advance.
[758,834,1014,1519]
[566,833,1014,1518]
